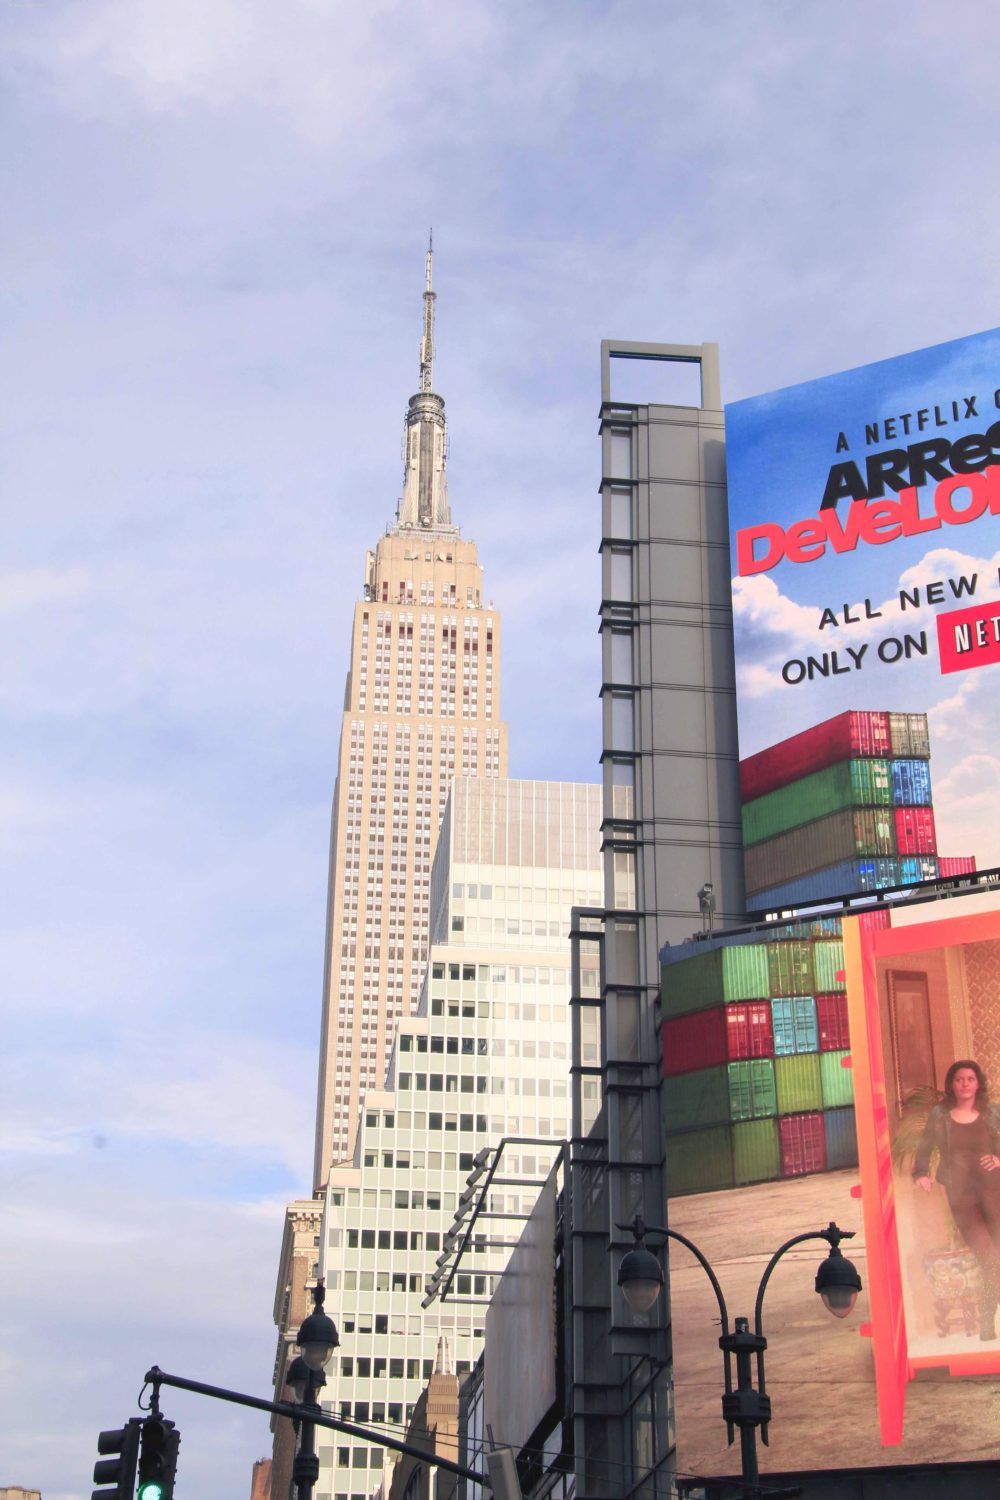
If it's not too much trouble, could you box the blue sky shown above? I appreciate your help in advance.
[2,3,1000,1497]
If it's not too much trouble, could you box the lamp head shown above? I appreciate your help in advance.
[815,1237,862,1319]
[285,1355,313,1404]
[617,1242,664,1313]
[295,1280,340,1370]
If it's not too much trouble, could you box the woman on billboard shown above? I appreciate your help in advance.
[914,1060,1000,1341]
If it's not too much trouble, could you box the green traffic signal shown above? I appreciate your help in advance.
[138,1416,179,1500]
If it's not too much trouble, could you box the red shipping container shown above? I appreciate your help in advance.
[939,855,977,876]
[726,1001,774,1060]
[662,1007,727,1076]
[779,1112,827,1176]
[857,907,891,932]
[816,992,850,1051]
[740,710,892,803]
[894,806,937,855]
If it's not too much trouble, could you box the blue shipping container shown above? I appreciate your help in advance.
[899,856,940,884]
[771,996,818,1055]
[891,759,932,806]
[824,1107,858,1169]
[749,859,900,913]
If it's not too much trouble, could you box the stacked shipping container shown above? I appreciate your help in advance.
[661,919,865,1196]
[739,709,973,910]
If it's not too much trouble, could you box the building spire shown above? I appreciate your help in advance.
[419,230,435,394]
[397,236,452,531]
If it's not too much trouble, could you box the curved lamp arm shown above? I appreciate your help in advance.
[754,1222,855,1336]
[752,1220,855,1434]
[618,1215,734,1417]
[660,1226,731,1339]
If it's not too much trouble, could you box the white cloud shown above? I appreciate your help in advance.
[732,572,817,641]
[926,670,987,745]
[932,753,1000,870]
[0,565,89,614]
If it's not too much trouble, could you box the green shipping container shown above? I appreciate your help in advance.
[820,1050,854,1107]
[733,1119,781,1184]
[813,939,846,992]
[661,943,770,1019]
[767,940,815,997]
[728,1059,777,1120]
[742,759,893,845]
[665,1126,735,1196]
[662,1066,730,1131]
[774,1054,823,1114]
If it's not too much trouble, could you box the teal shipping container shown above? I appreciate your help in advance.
[665,1126,735,1196]
[820,1050,854,1107]
[767,916,843,940]
[733,1119,781,1184]
[771,996,818,1055]
[767,940,815,997]
[742,758,893,845]
[661,943,770,1019]
[774,1053,823,1114]
[813,939,846,992]
[727,1059,777,1121]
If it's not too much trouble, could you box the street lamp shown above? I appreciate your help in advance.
[617,1215,861,1498]
[286,1280,340,1500]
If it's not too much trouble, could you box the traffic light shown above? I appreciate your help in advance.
[137,1415,180,1500]
[93,1417,142,1500]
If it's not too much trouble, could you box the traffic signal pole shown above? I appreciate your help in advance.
[144,1366,491,1488]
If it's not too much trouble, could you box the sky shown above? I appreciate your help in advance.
[1,3,998,1497]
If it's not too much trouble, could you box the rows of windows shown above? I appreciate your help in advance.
[354,604,497,718]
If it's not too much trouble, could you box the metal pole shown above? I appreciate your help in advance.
[731,1319,760,1500]
[292,1369,321,1500]
[144,1367,487,1486]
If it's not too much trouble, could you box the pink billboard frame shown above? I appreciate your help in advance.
[844,906,1000,1445]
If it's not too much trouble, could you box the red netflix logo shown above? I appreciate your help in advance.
[937,600,1000,674]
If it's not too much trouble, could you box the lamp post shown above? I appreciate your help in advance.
[617,1216,861,1500]
[285,1280,340,1500]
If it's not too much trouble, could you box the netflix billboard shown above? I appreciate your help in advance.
[725,328,1000,912]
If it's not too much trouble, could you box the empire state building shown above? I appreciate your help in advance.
[313,243,509,1183]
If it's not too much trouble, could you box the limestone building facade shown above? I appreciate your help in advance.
[312,244,508,1182]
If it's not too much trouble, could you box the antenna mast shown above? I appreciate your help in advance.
[419,230,435,393]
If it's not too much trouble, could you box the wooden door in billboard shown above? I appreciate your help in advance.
[886,971,936,1114]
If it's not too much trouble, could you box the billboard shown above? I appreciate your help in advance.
[726,329,1000,910]
[483,1168,558,1454]
[661,891,1000,1480]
